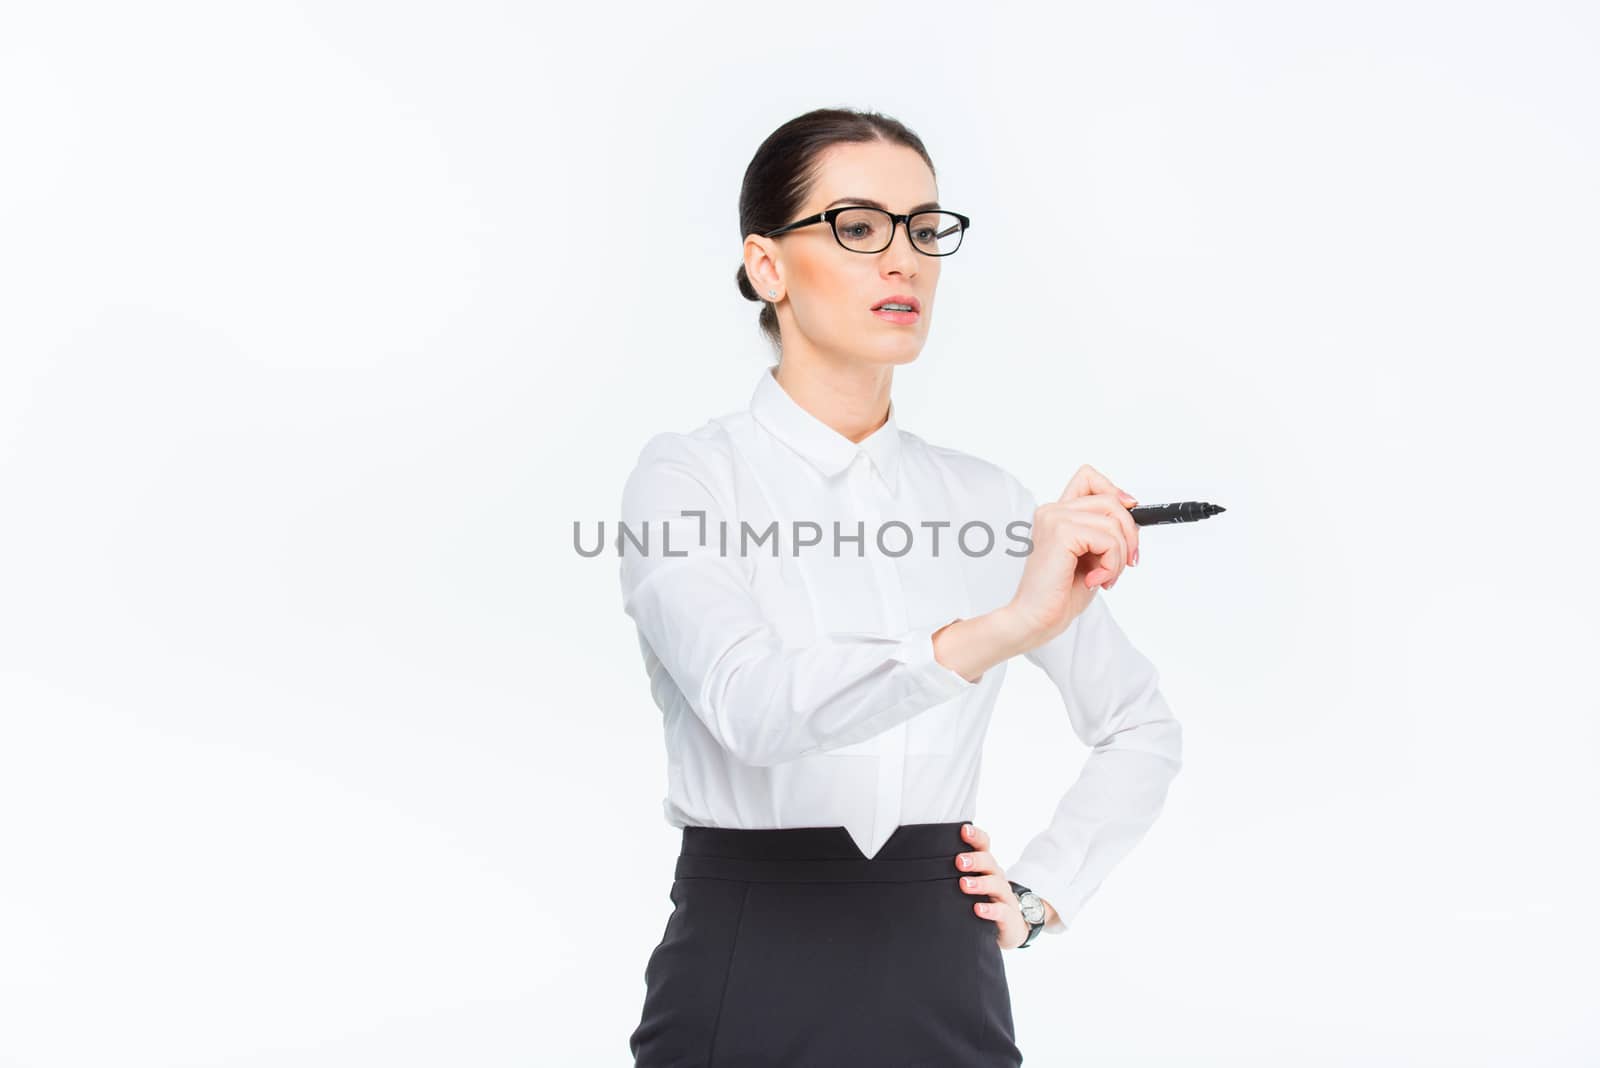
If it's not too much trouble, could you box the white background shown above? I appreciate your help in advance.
[3,2,1597,1065]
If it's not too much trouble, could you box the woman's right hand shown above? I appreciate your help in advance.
[1005,464,1142,651]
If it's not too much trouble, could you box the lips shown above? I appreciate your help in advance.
[871,294,920,313]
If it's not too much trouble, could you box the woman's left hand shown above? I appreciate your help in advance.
[956,823,1047,948]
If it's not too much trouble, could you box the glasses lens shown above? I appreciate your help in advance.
[910,211,965,255]
[833,207,894,251]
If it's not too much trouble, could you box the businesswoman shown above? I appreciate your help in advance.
[620,107,1184,1065]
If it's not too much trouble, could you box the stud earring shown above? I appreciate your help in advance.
[768,289,777,298]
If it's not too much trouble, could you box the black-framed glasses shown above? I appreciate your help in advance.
[763,205,971,256]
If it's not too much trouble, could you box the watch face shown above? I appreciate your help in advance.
[1018,891,1046,925]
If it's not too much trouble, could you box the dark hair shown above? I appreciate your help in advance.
[735,107,938,354]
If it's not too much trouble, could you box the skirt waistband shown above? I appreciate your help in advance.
[673,821,974,884]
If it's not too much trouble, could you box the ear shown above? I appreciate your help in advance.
[743,235,782,297]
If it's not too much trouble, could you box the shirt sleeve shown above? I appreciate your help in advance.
[618,431,979,767]
[997,473,1185,935]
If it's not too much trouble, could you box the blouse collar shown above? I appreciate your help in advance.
[749,366,901,495]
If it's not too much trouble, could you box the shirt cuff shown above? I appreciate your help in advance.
[891,615,981,701]
[1006,861,1074,934]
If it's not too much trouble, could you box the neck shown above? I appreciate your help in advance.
[772,354,892,445]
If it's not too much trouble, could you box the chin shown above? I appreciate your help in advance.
[876,340,926,366]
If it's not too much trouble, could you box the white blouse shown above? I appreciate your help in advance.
[617,366,1183,935]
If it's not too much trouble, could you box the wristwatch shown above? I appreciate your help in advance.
[1009,880,1047,948]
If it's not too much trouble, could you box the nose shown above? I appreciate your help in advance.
[879,217,920,275]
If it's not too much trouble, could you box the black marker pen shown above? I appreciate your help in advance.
[1129,502,1225,526]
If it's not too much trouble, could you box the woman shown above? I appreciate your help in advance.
[620,107,1184,1066]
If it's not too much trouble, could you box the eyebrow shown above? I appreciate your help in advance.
[824,196,942,213]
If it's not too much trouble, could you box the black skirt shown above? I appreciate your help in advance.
[629,820,1024,1066]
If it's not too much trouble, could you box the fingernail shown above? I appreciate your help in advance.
[1132,547,1140,566]
[1120,492,1138,505]
[963,823,972,836]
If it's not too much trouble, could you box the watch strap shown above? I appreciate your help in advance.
[1009,880,1046,948]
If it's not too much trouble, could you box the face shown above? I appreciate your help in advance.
[746,140,944,368]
